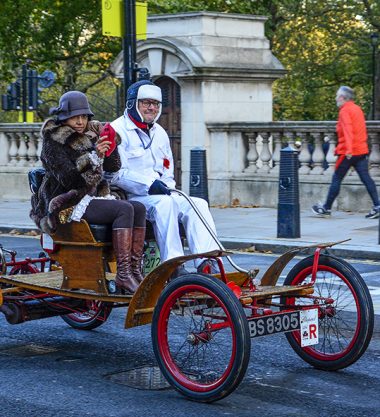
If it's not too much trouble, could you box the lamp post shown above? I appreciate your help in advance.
[370,32,379,120]
[123,0,137,103]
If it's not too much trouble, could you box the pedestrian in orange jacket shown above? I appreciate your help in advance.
[312,86,380,218]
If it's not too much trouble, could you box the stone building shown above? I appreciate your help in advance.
[1,12,379,211]
[111,11,285,200]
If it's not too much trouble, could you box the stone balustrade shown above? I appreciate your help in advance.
[0,123,43,168]
[0,123,43,200]
[207,121,380,178]
[3,121,380,175]
[1,121,380,210]
[206,121,380,209]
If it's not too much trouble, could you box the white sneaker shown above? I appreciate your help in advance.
[311,204,331,217]
[365,207,380,219]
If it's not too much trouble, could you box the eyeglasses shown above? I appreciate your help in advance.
[139,99,161,109]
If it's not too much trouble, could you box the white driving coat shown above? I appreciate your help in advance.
[110,115,219,264]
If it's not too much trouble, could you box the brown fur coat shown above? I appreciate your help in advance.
[30,119,121,233]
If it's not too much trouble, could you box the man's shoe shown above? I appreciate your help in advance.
[311,204,331,218]
[365,206,380,219]
[171,264,190,280]
[197,259,219,274]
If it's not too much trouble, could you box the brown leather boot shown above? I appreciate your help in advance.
[131,227,146,283]
[112,228,139,294]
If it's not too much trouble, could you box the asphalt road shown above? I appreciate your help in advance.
[0,235,379,417]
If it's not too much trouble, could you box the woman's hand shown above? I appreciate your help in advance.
[96,136,111,158]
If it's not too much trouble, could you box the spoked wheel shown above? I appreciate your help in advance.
[61,300,112,330]
[281,254,374,370]
[152,274,250,403]
[9,265,40,274]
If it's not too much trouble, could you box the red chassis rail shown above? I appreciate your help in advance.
[0,244,51,275]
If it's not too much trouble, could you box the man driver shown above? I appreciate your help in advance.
[110,80,220,275]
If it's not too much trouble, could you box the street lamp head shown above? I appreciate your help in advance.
[370,32,379,46]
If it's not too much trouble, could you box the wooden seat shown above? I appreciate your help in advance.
[88,223,112,242]
[50,218,187,294]
[51,220,113,294]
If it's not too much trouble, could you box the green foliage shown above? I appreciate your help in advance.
[0,0,120,78]
[0,0,379,121]
[272,1,379,120]
[0,0,121,121]
[150,0,380,120]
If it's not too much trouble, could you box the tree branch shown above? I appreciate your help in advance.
[362,0,380,30]
[81,71,111,93]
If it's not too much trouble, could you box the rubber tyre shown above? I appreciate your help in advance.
[61,300,112,330]
[152,274,251,403]
[282,254,374,371]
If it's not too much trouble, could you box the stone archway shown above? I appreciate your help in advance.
[155,76,182,188]
[112,39,192,189]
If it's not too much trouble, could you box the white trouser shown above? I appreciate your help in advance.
[129,194,219,267]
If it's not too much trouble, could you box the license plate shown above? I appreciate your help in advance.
[143,242,161,275]
[248,309,319,347]
[299,308,319,347]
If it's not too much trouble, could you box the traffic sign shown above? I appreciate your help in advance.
[136,1,147,40]
[102,0,147,39]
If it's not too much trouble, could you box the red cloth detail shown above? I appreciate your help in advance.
[129,114,148,130]
[163,158,170,169]
[99,122,117,157]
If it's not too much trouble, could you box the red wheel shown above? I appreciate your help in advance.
[152,274,250,402]
[282,254,373,370]
[9,264,40,275]
[61,300,112,330]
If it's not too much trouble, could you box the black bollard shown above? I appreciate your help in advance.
[189,148,209,203]
[277,146,300,238]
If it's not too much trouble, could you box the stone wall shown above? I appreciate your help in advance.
[1,121,380,213]
[207,121,380,211]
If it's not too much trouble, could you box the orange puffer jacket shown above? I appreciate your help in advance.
[335,101,368,156]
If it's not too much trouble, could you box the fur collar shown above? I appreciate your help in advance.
[42,118,101,151]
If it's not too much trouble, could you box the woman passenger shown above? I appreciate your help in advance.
[30,91,146,294]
